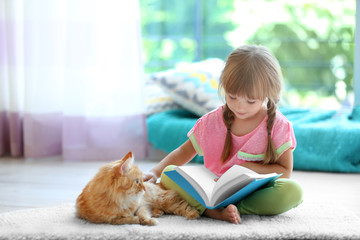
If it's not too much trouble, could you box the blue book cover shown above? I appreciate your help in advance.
[165,168,281,209]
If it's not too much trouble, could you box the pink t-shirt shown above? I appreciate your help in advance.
[187,106,296,177]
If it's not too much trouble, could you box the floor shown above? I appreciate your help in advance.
[0,155,360,218]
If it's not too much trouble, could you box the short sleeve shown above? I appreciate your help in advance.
[271,112,297,157]
[186,106,226,160]
[187,118,205,156]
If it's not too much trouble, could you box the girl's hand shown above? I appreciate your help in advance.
[143,171,158,183]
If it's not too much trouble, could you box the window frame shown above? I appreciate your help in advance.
[354,0,360,107]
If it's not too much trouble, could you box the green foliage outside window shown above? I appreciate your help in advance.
[140,0,355,109]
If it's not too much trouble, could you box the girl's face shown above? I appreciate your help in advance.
[225,93,264,120]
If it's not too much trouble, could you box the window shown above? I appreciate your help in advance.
[140,0,356,109]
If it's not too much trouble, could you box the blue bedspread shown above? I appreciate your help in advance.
[147,106,360,172]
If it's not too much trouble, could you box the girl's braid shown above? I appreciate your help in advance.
[264,99,278,164]
[221,104,234,163]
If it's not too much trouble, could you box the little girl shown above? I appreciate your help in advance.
[144,45,303,224]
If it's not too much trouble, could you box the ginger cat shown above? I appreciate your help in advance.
[76,152,199,225]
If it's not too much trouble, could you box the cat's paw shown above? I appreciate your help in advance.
[151,208,164,218]
[140,217,157,226]
[185,209,200,220]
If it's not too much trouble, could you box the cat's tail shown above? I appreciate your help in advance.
[159,189,200,220]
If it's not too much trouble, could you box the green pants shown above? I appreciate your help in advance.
[161,165,303,215]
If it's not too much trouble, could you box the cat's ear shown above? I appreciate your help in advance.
[116,151,134,175]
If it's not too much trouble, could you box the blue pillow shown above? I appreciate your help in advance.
[148,59,224,117]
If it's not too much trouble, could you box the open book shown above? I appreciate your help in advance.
[164,165,281,209]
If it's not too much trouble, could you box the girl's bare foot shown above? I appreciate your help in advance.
[203,204,241,224]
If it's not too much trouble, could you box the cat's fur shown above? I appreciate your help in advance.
[76,152,199,225]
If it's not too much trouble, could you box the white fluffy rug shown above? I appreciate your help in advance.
[0,200,360,240]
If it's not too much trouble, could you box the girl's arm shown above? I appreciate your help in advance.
[144,139,197,182]
[241,149,293,178]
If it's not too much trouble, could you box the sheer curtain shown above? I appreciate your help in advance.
[0,0,147,161]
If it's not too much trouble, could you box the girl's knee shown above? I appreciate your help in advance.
[237,179,304,215]
[276,179,304,208]
[160,165,178,190]
[162,165,177,174]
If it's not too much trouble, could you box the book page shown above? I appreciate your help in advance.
[175,165,217,205]
[212,165,256,195]
[211,165,277,206]
[211,177,254,206]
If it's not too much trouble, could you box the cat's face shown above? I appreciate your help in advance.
[99,152,146,202]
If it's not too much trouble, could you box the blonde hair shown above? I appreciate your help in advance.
[218,45,282,164]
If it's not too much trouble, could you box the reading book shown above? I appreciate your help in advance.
[164,165,282,209]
